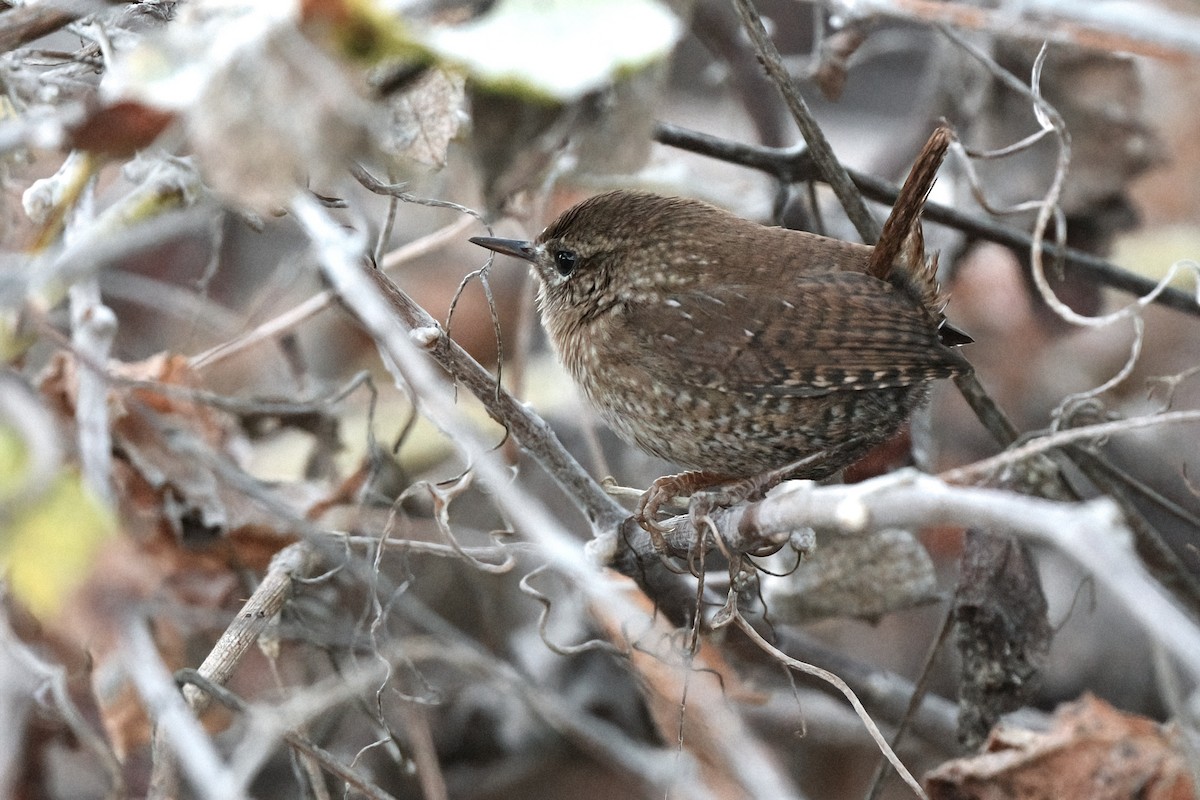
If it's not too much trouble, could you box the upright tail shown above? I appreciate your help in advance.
[867,125,952,314]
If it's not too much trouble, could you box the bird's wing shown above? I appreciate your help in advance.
[617,270,967,398]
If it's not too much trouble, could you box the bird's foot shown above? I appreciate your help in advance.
[634,455,836,553]
[634,470,734,552]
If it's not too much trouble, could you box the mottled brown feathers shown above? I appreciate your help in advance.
[472,126,967,479]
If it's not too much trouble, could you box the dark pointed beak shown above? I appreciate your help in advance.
[470,236,537,263]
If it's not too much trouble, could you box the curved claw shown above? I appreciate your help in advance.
[632,468,802,559]
[634,471,741,552]
[634,480,676,552]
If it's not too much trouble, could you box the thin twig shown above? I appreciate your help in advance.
[832,0,1200,62]
[654,121,1200,319]
[941,409,1200,484]
[863,608,956,800]
[126,620,244,800]
[730,0,880,243]
[1065,445,1200,616]
[181,542,315,714]
[189,216,476,371]
[770,627,971,753]
[729,612,928,799]
[359,260,628,533]
[176,671,400,800]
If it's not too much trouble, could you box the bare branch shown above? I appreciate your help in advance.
[181,542,315,714]
[188,216,476,371]
[654,122,1200,319]
[728,611,928,799]
[730,0,880,243]
[0,0,90,54]
[124,619,244,800]
[941,409,1200,484]
[830,0,1200,61]
[356,244,629,534]
[655,473,1200,683]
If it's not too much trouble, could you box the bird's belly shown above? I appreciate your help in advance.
[579,368,927,477]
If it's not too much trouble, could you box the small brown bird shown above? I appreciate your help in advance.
[472,127,969,539]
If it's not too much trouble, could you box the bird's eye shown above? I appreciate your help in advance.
[554,249,578,277]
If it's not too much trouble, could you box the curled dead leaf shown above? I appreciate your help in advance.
[926,694,1195,800]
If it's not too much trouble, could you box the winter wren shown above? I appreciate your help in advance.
[472,127,970,536]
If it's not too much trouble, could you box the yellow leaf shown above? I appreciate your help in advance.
[2,468,115,619]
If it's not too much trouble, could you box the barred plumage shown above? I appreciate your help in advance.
[471,126,969,530]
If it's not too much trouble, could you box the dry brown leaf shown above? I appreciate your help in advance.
[36,352,308,756]
[926,694,1196,800]
[41,351,302,558]
[67,101,176,159]
[383,67,466,168]
[40,353,306,696]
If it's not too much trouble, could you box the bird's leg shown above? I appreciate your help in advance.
[679,456,830,557]
[635,470,736,550]
[635,466,801,557]
[635,446,870,552]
